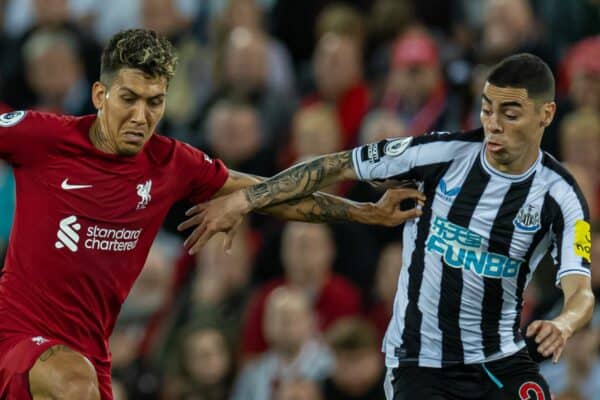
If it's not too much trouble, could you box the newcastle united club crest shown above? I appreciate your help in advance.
[513,204,541,232]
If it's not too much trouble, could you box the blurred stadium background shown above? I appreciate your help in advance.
[0,0,598,399]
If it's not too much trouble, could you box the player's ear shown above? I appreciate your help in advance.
[540,101,556,128]
[91,81,107,110]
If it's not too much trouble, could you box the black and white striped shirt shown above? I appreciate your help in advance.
[352,129,591,368]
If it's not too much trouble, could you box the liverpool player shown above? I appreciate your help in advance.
[0,29,424,400]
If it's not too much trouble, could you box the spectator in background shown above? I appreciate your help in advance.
[212,0,296,97]
[2,0,95,39]
[560,109,600,219]
[478,0,552,67]
[382,29,451,136]
[322,318,386,400]
[561,36,600,113]
[203,27,295,148]
[163,324,234,400]
[141,0,212,141]
[367,242,403,341]
[540,321,600,400]
[303,3,370,148]
[291,103,342,161]
[231,287,333,400]
[275,379,323,400]
[241,222,362,357]
[22,27,93,114]
[205,99,275,177]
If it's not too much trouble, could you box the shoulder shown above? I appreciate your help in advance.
[0,110,76,129]
[145,134,212,167]
[412,127,484,146]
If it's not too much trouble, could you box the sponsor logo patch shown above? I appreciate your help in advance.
[574,220,591,262]
[383,137,412,157]
[426,216,521,278]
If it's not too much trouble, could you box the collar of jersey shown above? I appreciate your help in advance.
[479,145,542,182]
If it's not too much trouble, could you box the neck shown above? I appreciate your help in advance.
[89,118,116,154]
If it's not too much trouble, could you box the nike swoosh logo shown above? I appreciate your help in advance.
[61,178,93,190]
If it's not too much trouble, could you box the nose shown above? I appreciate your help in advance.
[486,112,502,134]
[131,101,147,125]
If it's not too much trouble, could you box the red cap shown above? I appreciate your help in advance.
[566,35,600,77]
[391,31,439,69]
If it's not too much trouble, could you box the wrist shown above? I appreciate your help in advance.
[350,202,375,224]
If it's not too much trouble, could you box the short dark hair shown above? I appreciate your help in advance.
[487,53,555,102]
[100,29,178,85]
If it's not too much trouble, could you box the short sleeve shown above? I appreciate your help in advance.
[0,110,59,167]
[351,130,484,182]
[176,142,229,204]
[550,184,591,286]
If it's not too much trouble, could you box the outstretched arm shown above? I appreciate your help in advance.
[178,161,424,253]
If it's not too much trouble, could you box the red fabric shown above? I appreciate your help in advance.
[383,83,447,136]
[0,103,11,115]
[366,300,393,343]
[392,31,439,69]
[0,334,113,400]
[241,275,362,357]
[302,83,370,149]
[0,111,228,394]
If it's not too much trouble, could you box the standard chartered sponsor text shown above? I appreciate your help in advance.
[84,225,142,251]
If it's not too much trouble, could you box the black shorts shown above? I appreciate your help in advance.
[385,349,551,400]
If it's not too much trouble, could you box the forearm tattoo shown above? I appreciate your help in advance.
[246,151,353,210]
[39,345,73,362]
[294,194,352,222]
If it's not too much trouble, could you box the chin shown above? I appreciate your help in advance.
[117,146,143,157]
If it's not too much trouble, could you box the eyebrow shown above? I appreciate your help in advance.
[119,87,165,99]
[481,94,523,108]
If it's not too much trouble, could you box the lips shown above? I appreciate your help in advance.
[123,131,145,144]
[486,140,504,152]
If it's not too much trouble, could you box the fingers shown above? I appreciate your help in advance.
[185,202,209,217]
[386,207,423,226]
[177,210,207,232]
[552,345,565,363]
[387,187,427,202]
[538,335,563,358]
[183,220,208,250]
[526,320,542,337]
[222,219,243,254]
[533,324,554,346]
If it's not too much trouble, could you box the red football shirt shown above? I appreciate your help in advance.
[0,111,228,368]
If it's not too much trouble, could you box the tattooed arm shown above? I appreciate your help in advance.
[178,153,425,254]
[244,150,357,210]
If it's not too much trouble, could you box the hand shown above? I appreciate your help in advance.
[362,187,425,226]
[526,319,573,363]
[177,190,249,255]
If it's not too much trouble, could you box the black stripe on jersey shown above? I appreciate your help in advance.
[512,192,555,342]
[482,175,535,357]
[541,153,590,219]
[548,194,565,272]
[439,160,490,364]
[400,162,453,364]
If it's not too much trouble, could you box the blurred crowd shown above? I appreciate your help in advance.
[0,0,598,399]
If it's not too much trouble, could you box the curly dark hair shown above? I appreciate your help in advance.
[100,29,178,84]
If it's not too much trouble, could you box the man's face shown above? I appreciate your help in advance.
[92,68,167,156]
[480,82,555,173]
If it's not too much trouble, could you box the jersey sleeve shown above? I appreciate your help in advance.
[176,142,229,204]
[550,182,591,286]
[351,130,483,182]
[0,110,57,166]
